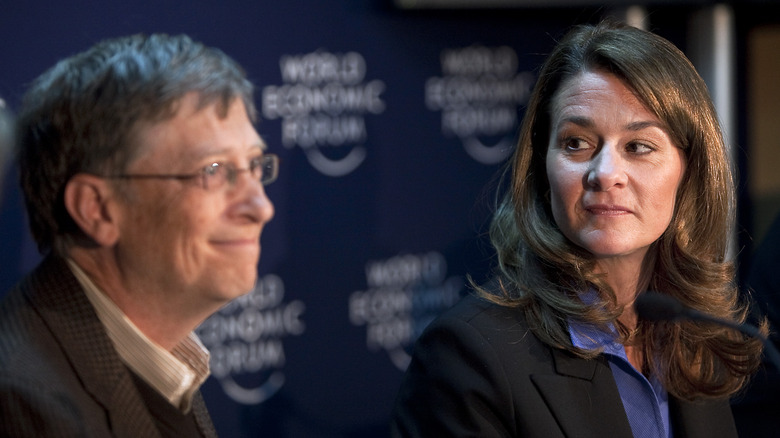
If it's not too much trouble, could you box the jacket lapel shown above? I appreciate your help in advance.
[531,348,634,438]
[669,395,737,438]
[24,256,161,438]
[192,392,219,438]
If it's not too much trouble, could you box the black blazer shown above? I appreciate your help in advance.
[391,294,737,438]
[0,255,218,437]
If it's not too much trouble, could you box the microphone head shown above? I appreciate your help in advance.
[635,292,687,322]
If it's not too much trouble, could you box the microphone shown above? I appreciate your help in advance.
[635,292,780,370]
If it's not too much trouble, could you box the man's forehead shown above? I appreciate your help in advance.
[129,96,263,162]
[187,140,266,160]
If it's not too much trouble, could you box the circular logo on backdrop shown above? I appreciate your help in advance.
[262,50,386,177]
[349,251,463,370]
[425,45,535,164]
[197,274,305,404]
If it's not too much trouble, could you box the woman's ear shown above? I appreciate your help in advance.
[63,174,121,246]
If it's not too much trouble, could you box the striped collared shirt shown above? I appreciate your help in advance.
[67,259,210,413]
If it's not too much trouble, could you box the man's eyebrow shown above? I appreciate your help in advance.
[189,141,267,159]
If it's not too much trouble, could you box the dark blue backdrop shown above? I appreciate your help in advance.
[0,2,684,437]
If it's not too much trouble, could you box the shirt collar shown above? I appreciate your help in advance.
[568,289,629,359]
[67,258,210,412]
[569,318,626,357]
[567,291,671,438]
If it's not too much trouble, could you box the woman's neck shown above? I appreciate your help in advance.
[596,249,657,326]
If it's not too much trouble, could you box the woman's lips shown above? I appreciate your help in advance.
[585,204,631,216]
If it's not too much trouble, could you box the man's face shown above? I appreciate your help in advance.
[113,93,274,312]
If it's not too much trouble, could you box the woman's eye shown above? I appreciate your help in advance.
[564,138,590,151]
[627,142,653,154]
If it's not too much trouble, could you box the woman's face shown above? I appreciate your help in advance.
[545,69,686,268]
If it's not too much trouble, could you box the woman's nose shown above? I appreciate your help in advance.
[586,146,627,190]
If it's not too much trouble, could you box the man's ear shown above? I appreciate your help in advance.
[64,174,121,247]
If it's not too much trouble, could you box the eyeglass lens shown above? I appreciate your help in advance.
[202,155,278,189]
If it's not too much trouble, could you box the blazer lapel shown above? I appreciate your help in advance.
[192,392,219,438]
[669,395,738,438]
[531,348,634,438]
[24,256,161,438]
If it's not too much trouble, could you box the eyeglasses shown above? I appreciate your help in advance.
[105,154,279,190]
